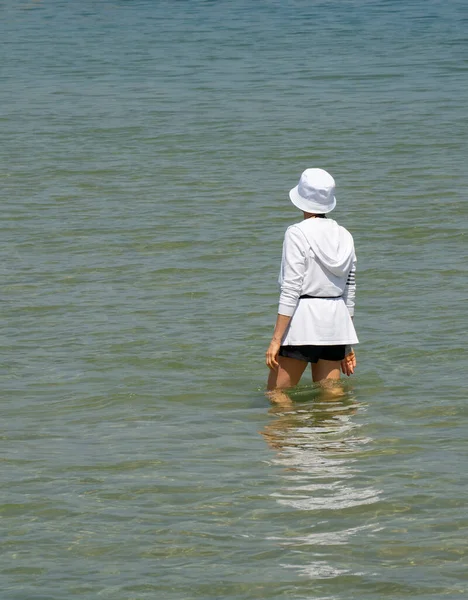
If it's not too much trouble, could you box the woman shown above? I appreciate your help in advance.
[266,168,358,395]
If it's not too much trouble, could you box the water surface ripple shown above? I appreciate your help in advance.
[1,1,468,598]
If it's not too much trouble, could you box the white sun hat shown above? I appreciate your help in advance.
[289,168,337,214]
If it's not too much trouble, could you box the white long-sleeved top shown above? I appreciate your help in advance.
[278,218,359,346]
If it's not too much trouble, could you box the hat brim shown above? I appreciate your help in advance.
[289,186,336,214]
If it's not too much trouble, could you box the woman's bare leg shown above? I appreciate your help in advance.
[268,356,308,390]
[267,356,308,406]
[312,359,344,399]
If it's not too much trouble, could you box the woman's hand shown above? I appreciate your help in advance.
[266,339,281,370]
[266,315,291,370]
[341,349,356,376]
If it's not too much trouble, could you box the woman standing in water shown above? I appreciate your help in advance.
[266,168,358,397]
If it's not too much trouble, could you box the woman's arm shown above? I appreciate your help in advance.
[266,314,292,369]
[266,227,306,370]
[342,256,356,316]
[277,226,307,316]
[341,254,357,375]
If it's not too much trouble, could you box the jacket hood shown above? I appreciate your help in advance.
[299,218,354,277]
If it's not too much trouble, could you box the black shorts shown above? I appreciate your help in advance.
[279,345,346,363]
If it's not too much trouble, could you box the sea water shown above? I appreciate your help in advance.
[1,0,468,598]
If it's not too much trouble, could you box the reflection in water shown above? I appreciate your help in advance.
[262,391,382,580]
[267,378,349,410]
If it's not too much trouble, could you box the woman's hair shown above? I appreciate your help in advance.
[315,214,326,218]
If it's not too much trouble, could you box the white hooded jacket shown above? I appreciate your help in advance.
[278,218,358,346]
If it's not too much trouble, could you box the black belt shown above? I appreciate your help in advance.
[300,294,342,299]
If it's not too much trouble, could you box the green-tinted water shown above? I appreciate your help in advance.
[1,1,468,598]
